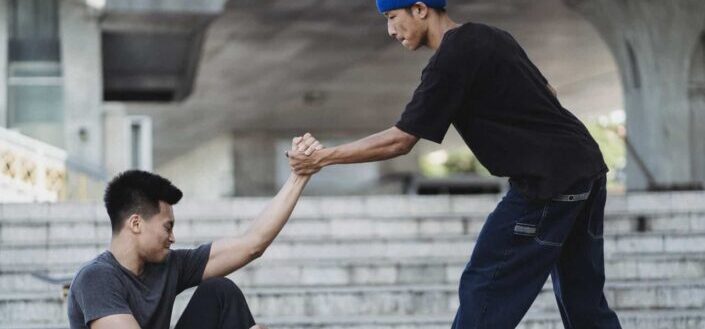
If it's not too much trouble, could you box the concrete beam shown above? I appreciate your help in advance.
[103,0,226,15]
[100,14,214,34]
[98,0,226,33]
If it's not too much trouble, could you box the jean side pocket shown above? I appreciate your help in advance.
[513,201,548,239]
[536,200,584,247]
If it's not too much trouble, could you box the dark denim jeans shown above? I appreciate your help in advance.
[452,175,622,329]
[175,278,256,329]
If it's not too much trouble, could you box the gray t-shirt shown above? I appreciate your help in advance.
[67,243,212,329]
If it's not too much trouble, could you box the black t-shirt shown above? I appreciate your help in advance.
[396,22,607,200]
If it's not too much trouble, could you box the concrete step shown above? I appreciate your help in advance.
[249,311,705,329]
[2,232,705,269]
[2,194,705,245]
[2,192,704,328]
[2,253,705,293]
[2,209,705,246]
[2,311,705,329]
[174,279,705,319]
[2,279,704,324]
[2,192,704,222]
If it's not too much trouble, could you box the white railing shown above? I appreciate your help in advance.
[0,127,67,202]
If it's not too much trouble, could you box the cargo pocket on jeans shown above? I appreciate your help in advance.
[514,191,593,248]
[538,187,593,246]
[513,200,549,240]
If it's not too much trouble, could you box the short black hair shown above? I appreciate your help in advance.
[104,170,183,233]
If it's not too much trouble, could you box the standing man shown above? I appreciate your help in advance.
[288,1,622,328]
[68,136,322,329]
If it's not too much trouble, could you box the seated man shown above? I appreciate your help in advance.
[67,135,323,329]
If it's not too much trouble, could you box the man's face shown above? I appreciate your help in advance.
[137,201,175,263]
[384,7,427,50]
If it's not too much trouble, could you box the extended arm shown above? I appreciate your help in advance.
[288,127,419,175]
[202,138,316,280]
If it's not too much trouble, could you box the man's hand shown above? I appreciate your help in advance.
[292,132,323,156]
[250,324,268,329]
[288,133,324,175]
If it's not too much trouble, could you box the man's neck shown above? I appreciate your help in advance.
[427,14,460,50]
[110,235,145,276]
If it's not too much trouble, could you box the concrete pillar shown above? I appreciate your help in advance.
[59,1,104,171]
[566,0,705,191]
[156,134,235,199]
[102,103,130,177]
[690,35,705,184]
[232,132,277,196]
[0,0,8,128]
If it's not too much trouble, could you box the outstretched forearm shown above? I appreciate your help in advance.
[204,136,323,280]
[319,127,418,166]
[203,174,309,279]
[246,174,310,253]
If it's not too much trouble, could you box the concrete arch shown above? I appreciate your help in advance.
[566,0,705,191]
[625,41,641,90]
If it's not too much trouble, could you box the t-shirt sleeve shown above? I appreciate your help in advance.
[396,67,466,143]
[71,265,132,326]
[395,30,485,144]
[172,243,212,293]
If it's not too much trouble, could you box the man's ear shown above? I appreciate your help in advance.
[411,2,429,19]
[127,214,142,234]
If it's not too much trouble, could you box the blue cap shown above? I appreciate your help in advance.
[376,0,446,14]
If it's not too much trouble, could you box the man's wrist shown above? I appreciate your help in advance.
[316,148,334,167]
[289,173,310,185]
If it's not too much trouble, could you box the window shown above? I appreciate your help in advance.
[126,116,153,171]
[6,0,64,147]
[8,0,60,62]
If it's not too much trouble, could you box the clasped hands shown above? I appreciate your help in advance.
[287,133,325,176]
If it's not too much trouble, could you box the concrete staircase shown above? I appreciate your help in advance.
[1,192,704,328]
